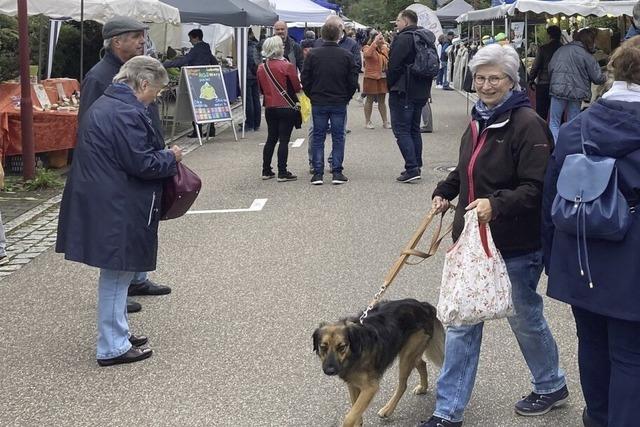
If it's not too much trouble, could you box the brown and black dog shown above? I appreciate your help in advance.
[312,299,445,427]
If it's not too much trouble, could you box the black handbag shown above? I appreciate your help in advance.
[263,60,303,129]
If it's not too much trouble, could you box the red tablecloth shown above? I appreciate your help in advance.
[0,78,80,161]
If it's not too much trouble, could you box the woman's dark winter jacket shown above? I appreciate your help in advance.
[433,90,553,256]
[543,99,640,321]
[548,41,606,101]
[56,84,177,272]
[387,25,433,101]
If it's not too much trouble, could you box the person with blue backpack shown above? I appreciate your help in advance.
[542,36,640,427]
[388,9,438,183]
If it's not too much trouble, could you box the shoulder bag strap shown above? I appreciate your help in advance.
[263,60,297,109]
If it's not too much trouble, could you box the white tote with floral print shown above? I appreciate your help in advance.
[437,209,514,327]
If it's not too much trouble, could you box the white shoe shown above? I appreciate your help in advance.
[436,85,443,89]
[383,122,392,129]
[365,122,375,129]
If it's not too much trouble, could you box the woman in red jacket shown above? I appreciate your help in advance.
[256,35,301,182]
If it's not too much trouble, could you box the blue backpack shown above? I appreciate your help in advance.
[408,29,439,79]
[551,129,633,287]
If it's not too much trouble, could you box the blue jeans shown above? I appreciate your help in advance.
[572,306,640,427]
[434,250,566,423]
[436,66,445,86]
[97,269,136,359]
[389,92,426,174]
[311,105,347,174]
[441,62,450,88]
[308,112,348,166]
[549,96,581,142]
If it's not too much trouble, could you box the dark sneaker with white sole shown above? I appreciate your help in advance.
[310,174,324,185]
[262,170,275,180]
[515,385,569,416]
[417,416,462,427]
[277,171,297,182]
[397,170,421,183]
[332,172,348,184]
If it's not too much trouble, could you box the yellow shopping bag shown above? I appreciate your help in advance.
[298,93,311,123]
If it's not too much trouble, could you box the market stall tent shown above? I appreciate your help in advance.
[0,0,180,24]
[597,0,637,16]
[456,0,607,22]
[162,0,278,26]
[436,0,474,22]
[273,0,335,23]
[407,3,444,41]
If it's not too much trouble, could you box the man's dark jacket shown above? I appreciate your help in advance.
[387,25,433,101]
[301,41,359,106]
[433,91,553,256]
[247,39,261,81]
[79,50,164,140]
[313,35,362,71]
[284,36,304,72]
[529,40,562,85]
[163,41,218,68]
[56,84,177,272]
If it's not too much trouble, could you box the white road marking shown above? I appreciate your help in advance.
[186,198,268,215]
[258,138,304,147]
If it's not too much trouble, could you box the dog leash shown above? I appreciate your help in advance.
[359,206,455,324]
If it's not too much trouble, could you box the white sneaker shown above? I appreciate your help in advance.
[365,122,375,129]
[436,85,443,89]
[383,122,392,129]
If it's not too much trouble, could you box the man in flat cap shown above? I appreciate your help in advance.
[79,16,172,313]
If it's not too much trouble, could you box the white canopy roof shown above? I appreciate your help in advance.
[597,1,637,17]
[456,0,608,23]
[407,3,444,41]
[273,0,335,23]
[0,0,180,24]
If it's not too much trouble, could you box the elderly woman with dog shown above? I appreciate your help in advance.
[542,36,640,427]
[56,56,182,366]
[423,44,567,427]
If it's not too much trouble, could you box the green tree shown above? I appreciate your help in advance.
[0,15,19,81]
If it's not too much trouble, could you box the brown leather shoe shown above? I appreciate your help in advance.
[97,347,152,367]
[129,334,148,347]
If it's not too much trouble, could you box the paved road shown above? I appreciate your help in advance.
[0,89,583,427]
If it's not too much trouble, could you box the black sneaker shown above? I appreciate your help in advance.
[417,416,462,427]
[332,172,348,185]
[582,407,602,427]
[277,171,297,182]
[262,170,275,180]
[397,170,421,183]
[514,385,569,416]
[310,174,323,185]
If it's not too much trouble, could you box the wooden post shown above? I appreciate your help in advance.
[18,0,35,180]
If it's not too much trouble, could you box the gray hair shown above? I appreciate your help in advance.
[468,44,521,91]
[261,35,284,59]
[325,15,344,30]
[113,56,169,92]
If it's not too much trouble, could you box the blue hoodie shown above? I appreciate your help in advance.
[542,99,640,321]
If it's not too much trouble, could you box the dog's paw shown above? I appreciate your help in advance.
[412,384,428,395]
[377,406,394,418]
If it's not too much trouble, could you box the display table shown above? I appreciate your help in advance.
[0,78,80,162]
[222,68,241,102]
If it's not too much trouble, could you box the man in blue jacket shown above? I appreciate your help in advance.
[79,16,172,312]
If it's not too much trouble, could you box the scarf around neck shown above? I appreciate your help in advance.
[474,90,513,121]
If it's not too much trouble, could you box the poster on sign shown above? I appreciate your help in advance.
[173,65,238,144]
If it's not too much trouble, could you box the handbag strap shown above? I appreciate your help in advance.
[359,205,455,324]
[263,60,297,109]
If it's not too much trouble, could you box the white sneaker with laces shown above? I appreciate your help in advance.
[365,122,375,129]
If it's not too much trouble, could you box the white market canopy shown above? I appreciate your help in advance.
[456,0,615,23]
[598,1,637,17]
[273,0,335,23]
[436,0,474,21]
[407,3,444,41]
[0,0,181,24]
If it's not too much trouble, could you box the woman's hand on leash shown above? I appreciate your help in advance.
[432,196,450,214]
[171,145,183,162]
[466,198,493,223]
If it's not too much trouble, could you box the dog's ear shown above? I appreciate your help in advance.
[312,322,327,354]
[345,322,362,358]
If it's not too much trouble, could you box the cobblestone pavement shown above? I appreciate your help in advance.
[0,136,205,281]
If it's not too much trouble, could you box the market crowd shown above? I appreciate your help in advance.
[50,3,640,427]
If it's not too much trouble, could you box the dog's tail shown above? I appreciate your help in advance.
[424,318,445,368]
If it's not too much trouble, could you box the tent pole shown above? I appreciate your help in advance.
[524,13,528,59]
[38,17,45,80]
[18,0,35,180]
[80,0,84,83]
[492,20,495,36]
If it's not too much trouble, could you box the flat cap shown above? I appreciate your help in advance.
[102,16,148,39]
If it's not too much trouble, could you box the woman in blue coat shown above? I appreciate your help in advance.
[56,56,182,366]
[542,37,640,427]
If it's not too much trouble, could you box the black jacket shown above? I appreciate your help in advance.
[433,91,553,256]
[247,39,260,81]
[163,41,218,68]
[80,51,164,139]
[529,40,562,85]
[284,36,304,72]
[387,25,432,101]
[301,41,359,106]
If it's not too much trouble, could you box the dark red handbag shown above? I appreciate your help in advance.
[160,162,202,220]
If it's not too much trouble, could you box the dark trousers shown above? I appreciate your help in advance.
[572,306,640,427]
[535,83,551,122]
[263,108,296,173]
[389,92,426,173]
[245,79,262,130]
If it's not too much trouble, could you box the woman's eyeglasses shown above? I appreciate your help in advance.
[474,74,509,86]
